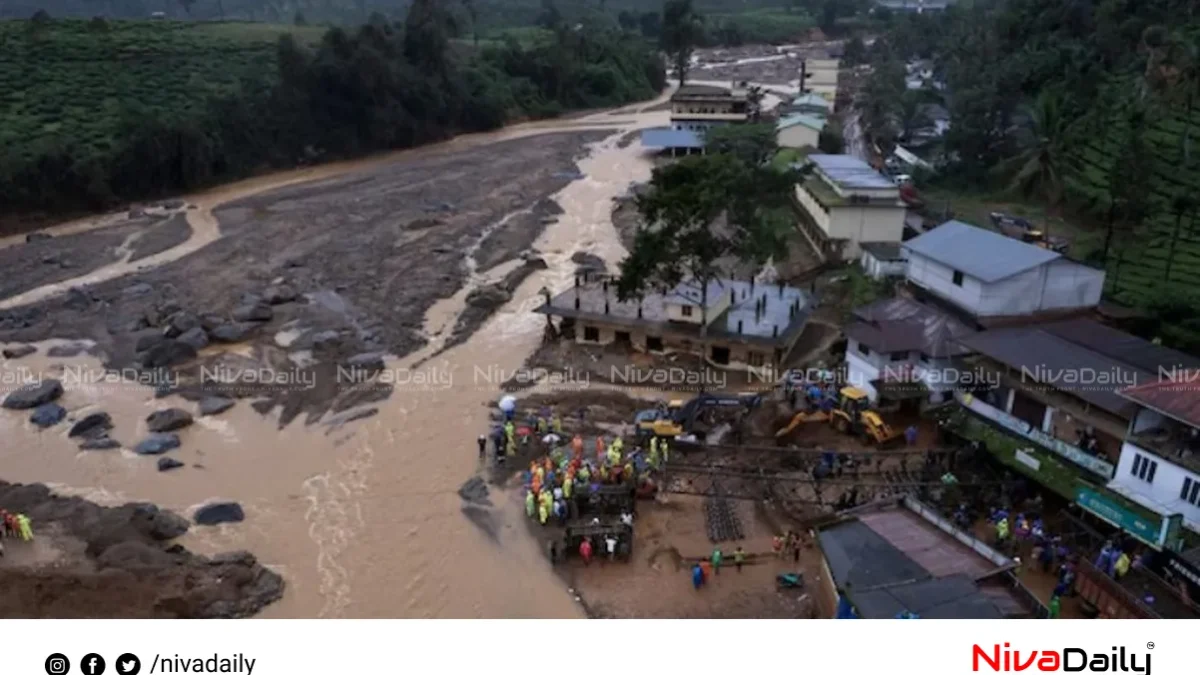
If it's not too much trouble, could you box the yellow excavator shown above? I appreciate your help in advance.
[635,393,763,439]
[775,386,902,447]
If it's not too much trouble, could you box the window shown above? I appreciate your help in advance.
[857,342,871,356]
[582,326,600,342]
[646,336,664,352]
[748,352,764,367]
[1182,477,1200,507]
[952,270,964,286]
[890,351,909,362]
[1132,454,1158,484]
[919,353,930,365]
[681,305,694,317]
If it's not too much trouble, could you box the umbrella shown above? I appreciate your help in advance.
[517,426,533,436]
[542,433,562,445]
[499,395,516,413]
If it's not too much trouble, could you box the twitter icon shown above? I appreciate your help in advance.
[115,654,141,675]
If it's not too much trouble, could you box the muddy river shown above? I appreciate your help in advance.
[0,96,669,617]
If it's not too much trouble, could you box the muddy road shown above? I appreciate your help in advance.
[0,95,667,618]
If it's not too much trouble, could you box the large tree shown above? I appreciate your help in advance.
[661,0,702,85]
[993,89,1074,205]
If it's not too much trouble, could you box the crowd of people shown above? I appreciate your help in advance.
[0,509,34,557]
[690,545,748,590]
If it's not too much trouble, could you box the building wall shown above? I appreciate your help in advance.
[975,266,1050,316]
[827,206,907,259]
[1041,259,1105,311]
[795,182,833,233]
[778,124,820,149]
[906,252,984,312]
[1110,442,1200,534]
[670,101,743,117]
[664,292,732,326]
[573,320,780,373]
[860,251,907,279]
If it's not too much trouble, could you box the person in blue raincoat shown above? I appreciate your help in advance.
[835,589,858,619]
[692,562,704,590]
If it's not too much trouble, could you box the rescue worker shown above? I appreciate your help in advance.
[504,421,515,447]
[551,414,563,434]
[995,516,1010,547]
[734,546,746,572]
[572,434,583,458]
[525,490,536,518]
[538,500,549,525]
[661,438,670,464]
[580,538,593,566]
[563,475,573,500]
[1115,550,1131,578]
[595,437,605,462]
[1047,595,1061,619]
[17,513,31,542]
[711,547,723,575]
[692,562,704,590]
[623,461,634,484]
[477,434,487,459]
[648,441,660,470]
[536,416,548,434]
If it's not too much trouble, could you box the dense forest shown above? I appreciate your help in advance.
[859,0,1200,350]
[0,2,665,219]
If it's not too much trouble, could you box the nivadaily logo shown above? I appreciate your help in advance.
[973,644,1151,674]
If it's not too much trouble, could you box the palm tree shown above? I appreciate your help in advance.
[1141,26,1200,164]
[662,0,703,85]
[994,89,1073,206]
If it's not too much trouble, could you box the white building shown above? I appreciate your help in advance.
[903,220,1105,320]
[843,296,976,404]
[859,242,907,280]
[1108,374,1200,537]
[793,154,907,261]
[777,113,825,150]
[802,58,840,102]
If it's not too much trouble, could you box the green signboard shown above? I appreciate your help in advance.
[1074,487,1161,548]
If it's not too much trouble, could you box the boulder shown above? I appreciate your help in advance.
[232,304,273,322]
[138,340,197,369]
[25,232,52,243]
[30,403,67,428]
[134,331,167,353]
[209,322,257,343]
[133,433,181,455]
[466,285,511,309]
[64,287,93,310]
[46,342,90,357]
[68,412,113,438]
[146,408,193,433]
[2,344,37,359]
[123,282,153,297]
[80,437,121,450]
[2,379,63,410]
[194,502,246,526]
[129,503,190,540]
[165,311,201,338]
[262,285,298,305]
[310,330,341,350]
[177,326,209,351]
[199,313,226,332]
[157,457,185,472]
[198,396,236,416]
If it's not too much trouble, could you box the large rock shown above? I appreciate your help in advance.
[146,408,193,433]
[194,502,246,526]
[466,285,511,309]
[309,330,341,351]
[47,342,90,357]
[134,331,166,353]
[2,344,36,359]
[199,313,226,332]
[25,232,52,243]
[138,340,197,369]
[198,397,235,416]
[262,285,298,305]
[30,403,66,428]
[68,412,113,438]
[128,503,189,540]
[157,457,185,472]
[210,322,257,343]
[2,379,63,410]
[232,304,273,323]
[80,437,121,450]
[165,311,201,338]
[177,326,209,351]
[133,433,181,455]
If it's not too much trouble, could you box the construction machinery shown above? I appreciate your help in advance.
[829,386,904,447]
[989,212,1068,253]
[634,392,762,440]
[774,409,830,441]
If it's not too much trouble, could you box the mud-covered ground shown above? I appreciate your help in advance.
[0,481,283,618]
[0,131,607,423]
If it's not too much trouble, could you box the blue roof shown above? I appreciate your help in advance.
[902,219,1061,282]
[791,93,831,109]
[777,113,826,132]
[808,154,896,190]
[641,128,704,149]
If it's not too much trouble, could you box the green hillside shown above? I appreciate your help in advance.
[0,20,323,160]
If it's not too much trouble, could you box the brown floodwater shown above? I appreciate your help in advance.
[0,95,664,618]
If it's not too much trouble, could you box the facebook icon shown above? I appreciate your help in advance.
[81,654,106,675]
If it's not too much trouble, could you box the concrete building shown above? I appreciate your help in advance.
[642,83,750,154]
[859,241,907,280]
[536,274,812,372]
[813,497,1036,618]
[844,295,977,404]
[776,113,825,150]
[903,220,1105,321]
[802,58,840,102]
[792,154,907,261]
[1108,374,1200,539]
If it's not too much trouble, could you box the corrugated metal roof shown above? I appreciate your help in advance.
[791,93,831,109]
[777,113,826,132]
[848,296,976,357]
[902,220,1061,282]
[808,154,897,190]
[1043,319,1200,375]
[640,128,704,149]
[852,575,1005,619]
[1119,370,1200,427]
[817,520,931,590]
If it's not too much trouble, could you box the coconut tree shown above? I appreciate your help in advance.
[993,89,1074,206]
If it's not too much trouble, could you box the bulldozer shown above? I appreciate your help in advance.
[829,386,903,447]
[774,409,830,442]
[634,392,762,440]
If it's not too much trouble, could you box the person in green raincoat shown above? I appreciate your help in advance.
[536,417,547,434]
[17,513,32,541]
[648,444,660,470]
[525,490,536,519]
[1047,595,1060,619]
[579,465,591,483]
[711,547,723,575]
[662,438,670,464]
[563,476,573,499]
[538,501,549,525]
[552,415,562,434]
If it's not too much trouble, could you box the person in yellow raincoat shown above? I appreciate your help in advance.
[599,465,609,482]
[525,491,536,518]
[552,415,562,434]
[662,438,670,464]
[613,437,624,454]
[579,465,591,484]
[649,444,660,470]
[17,513,32,541]
[538,501,549,525]
[536,417,548,434]
[623,462,634,484]
[650,436,658,455]
[563,475,573,499]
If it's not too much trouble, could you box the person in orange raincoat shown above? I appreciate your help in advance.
[572,435,584,458]
[595,437,605,461]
